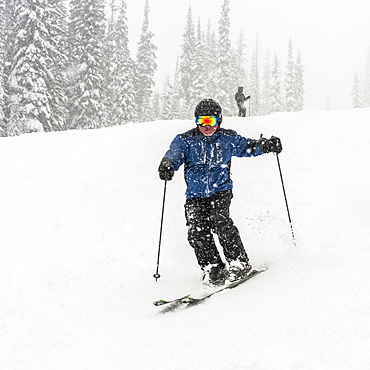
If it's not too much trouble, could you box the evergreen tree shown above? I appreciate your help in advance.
[235,30,248,87]
[233,29,248,116]
[107,0,136,125]
[295,49,305,110]
[192,18,207,105]
[361,48,370,107]
[352,74,362,108]
[204,20,218,99]
[171,56,186,119]
[48,0,68,130]
[2,0,17,133]
[285,38,296,112]
[269,52,284,114]
[260,49,271,115]
[215,0,234,115]
[6,0,67,135]
[68,0,108,129]
[135,0,157,122]
[179,6,196,117]
[151,90,161,120]
[160,75,173,120]
[104,0,117,124]
[0,0,5,134]
[249,34,261,116]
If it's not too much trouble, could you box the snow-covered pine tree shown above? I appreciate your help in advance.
[248,34,261,116]
[160,75,174,120]
[151,90,161,120]
[48,0,68,130]
[170,56,187,119]
[361,48,370,107]
[0,0,5,135]
[6,0,67,135]
[295,49,305,110]
[192,18,207,105]
[68,0,108,129]
[352,74,362,108]
[232,30,249,116]
[215,0,235,115]
[135,0,157,122]
[260,49,271,115]
[104,0,117,125]
[285,38,296,112]
[269,52,284,114]
[234,30,248,87]
[107,0,136,125]
[2,0,16,131]
[204,20,218,99]
[179,6,196,118]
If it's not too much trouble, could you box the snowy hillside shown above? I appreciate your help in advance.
[1,109,370,369]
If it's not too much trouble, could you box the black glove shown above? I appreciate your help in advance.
[258,136,271,153]
[269,136,282,154]
[258,135,282,154]
[158,158,174,181]
[245,95,251,100]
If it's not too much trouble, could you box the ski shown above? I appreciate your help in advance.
[153,268,266,308]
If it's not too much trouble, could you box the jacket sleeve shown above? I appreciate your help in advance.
[163,135,187,171]
[232,134,264,158]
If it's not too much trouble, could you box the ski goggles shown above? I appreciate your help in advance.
[196,116,218,127]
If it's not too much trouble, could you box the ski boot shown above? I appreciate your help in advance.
[202,264,228,286]
[228,260,252,282]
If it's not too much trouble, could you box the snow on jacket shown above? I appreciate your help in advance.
[163,127,264,199]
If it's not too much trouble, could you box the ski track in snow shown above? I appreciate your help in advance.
[1,109,370,369]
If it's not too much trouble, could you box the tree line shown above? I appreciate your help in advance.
[165,2,305,120]
[0,0,305,137]
[0,0,157,136]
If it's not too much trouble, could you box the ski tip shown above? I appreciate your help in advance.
[153,300,167,306]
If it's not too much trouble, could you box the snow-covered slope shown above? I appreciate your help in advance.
[1,109,370,369]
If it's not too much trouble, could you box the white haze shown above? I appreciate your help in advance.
[125,0,370,110]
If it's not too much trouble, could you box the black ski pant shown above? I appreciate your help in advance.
[184,190,248,270]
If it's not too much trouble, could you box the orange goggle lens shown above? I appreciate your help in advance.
[196,116,218,127]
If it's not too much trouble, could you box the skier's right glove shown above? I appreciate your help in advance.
[158,158,174,181]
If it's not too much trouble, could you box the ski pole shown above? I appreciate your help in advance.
[154,180,167,281]
[275,153,296,246]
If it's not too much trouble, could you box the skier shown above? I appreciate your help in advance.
[235,86,250,117]
[158,99,282,286]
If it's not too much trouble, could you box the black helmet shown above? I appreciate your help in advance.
[194,99,223,125]
[238,86,243,92]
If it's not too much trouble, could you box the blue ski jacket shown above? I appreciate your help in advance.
[163,127,264,199]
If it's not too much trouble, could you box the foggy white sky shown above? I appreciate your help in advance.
[125,0,370,110]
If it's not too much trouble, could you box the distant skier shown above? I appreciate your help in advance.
[235,86,250,117]
[158,99,282,286]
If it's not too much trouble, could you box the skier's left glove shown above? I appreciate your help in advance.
[258,135,282,154]
[269,136,282,154]
[158,158,174,181]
